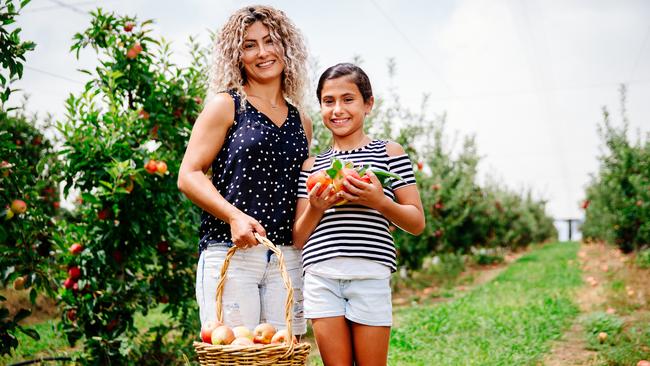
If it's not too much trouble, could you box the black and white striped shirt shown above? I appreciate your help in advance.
[297,140,416,272]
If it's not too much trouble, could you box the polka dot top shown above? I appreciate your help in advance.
[198,90,309,252]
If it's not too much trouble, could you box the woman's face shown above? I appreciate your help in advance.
[240,21,285,83]
[319,76,373,139]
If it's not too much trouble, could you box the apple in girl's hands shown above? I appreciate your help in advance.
[200,320,223,343]
[306,170,333,195]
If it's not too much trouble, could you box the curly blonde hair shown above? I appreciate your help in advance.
[208,5,309,111]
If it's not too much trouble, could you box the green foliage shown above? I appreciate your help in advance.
[389,242,581,365]
[637,248,650,269]
[581,85,650,253]
[55,10,207,364]
[582,312,623,348]
[0,0,35,105]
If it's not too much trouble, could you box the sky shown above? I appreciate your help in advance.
[10,0,650,235]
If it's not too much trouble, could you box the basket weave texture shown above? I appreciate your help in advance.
[193,233,311,365]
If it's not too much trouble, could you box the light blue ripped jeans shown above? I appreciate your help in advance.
[195,242,306,335]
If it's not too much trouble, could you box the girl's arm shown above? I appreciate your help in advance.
[340,142,425,235]
[292,157,341,249]
[177,93,266,247]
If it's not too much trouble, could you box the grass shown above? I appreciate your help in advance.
[0,319,80,365]
[388,242,582,365]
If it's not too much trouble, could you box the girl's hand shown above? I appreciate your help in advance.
[229,213,266,249]
[339,171,389,210]
[308,183,341,212]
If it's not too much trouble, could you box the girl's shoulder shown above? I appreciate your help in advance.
[375,139,407,157]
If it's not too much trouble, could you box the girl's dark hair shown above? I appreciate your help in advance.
[316,63,373,104]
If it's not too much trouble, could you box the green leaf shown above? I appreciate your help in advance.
[18,327,40,340]
[332,158,342,170]
[14,308,31,323]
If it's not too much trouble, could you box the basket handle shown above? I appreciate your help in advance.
[215,233,296,347]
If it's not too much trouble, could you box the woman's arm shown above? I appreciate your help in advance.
[292,157,340,249]
[177,93,266,247]
[340,142,425,235]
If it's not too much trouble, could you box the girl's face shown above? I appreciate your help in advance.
[320,77,373,140]
[240,21,285,83]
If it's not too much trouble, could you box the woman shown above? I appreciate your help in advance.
[177,5,311,337]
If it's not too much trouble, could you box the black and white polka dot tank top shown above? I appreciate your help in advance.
[198,90,309,252]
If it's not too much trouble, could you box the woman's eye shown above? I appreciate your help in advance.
[244,43,255,49]
[265,39,274,45]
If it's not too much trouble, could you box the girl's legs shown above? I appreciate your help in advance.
[311,316,353,366]
[350,322,390,366]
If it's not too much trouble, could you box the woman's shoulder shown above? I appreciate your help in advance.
[198,93,236,127]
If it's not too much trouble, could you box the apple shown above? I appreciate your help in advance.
[271,329,297,345]
[157,241,169,253]
[13,276,26,290]
[112,250,123,263]
[194,96,203,105]
[67,309,77,321]
[4,208,14,220]
[211,325,235,345]
[232,326,253,340]
[417,161,424,171]
[201,320,222,343]
[68,266,81,280]
[63,277,76,289]
[97,208,110,220]
[145,160,158,174]
[69,243,83,255]
[138,109,150,120]
[124,22,134,32]
[253,323,276,344]
[10,199,27,214]
[156,161,168,175]
[598,332,608,343]
[126,42,142,59]
[306,170,332,196]
[53,201,60,209]
[231,337,254,346]
[637,361,650,366]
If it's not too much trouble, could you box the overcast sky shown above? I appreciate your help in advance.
[11,0,650,228]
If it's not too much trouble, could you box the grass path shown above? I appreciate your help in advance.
[388,242,582,365]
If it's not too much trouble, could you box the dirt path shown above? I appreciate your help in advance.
[542,242,627,366]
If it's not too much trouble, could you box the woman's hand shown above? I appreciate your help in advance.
[308,183,341,212]
[229,212,267,249]
[339,171,390,210]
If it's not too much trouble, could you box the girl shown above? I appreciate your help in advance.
[178,6,311,337]
[293,63,425,365]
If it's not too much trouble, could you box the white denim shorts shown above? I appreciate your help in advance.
[303,272,392,327]
[196,243,306,335]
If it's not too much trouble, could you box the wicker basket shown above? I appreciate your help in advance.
[193,233,311,365]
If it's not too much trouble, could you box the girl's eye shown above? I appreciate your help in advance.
[344,98,354,102]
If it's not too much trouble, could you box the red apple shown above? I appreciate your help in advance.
[306,170,332,196]
[68,266,81,280]
[112,250,123,263]
[253,323,276,344]
[63,277,76,289]
[145,160,158,174]
[69,243,83,255]
[417,161,424,171]
[97,208,110,220]
[138,109,150,120]
[157,241,169,253]
[637,361,650,366]
[211,325,235,345]
[194,96,203,105]
[126,42,142,59]
[200,320,222,343]
[124,22,134,32]
[10,199,27,214]
[67,309,77,321]
[271,329,297,345]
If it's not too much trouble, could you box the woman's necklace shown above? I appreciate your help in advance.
[247,94,282,109]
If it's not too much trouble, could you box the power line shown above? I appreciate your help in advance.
[24,65,84,84]
[367,0,454,95]
[47,0,88,15]
[23,0,101,13]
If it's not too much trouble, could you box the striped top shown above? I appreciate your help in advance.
[297,139,416,272]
